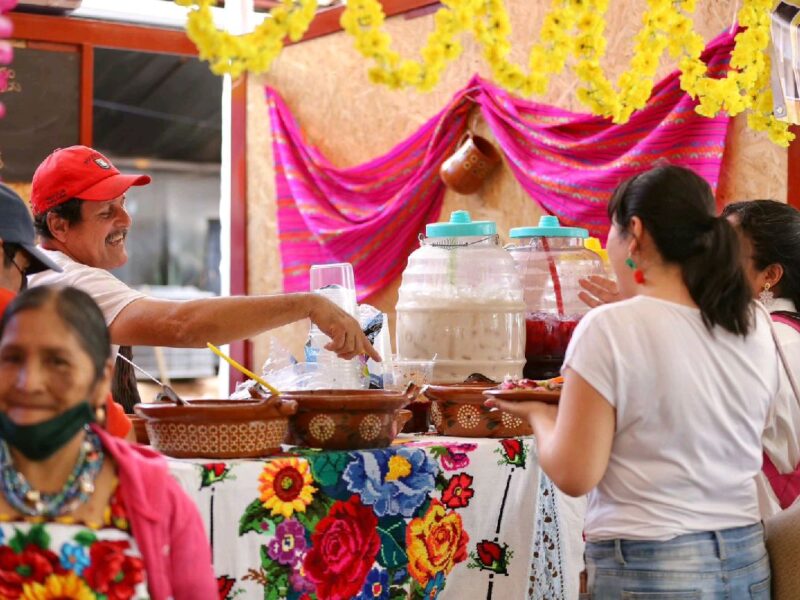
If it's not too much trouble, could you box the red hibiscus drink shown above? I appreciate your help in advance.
[507,217,605,380]
[523,312,581,379]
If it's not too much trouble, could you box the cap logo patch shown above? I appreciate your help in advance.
[94,158,111,169]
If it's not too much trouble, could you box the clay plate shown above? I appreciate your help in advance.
[421,383,532,438]
[483,388,561,404]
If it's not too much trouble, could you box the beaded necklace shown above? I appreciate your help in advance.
[0,427,104,518]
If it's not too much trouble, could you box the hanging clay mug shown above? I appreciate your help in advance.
[440,131,502,195]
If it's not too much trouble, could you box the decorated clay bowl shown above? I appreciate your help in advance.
[281,387,416,450]
[134,396,297,459]
[421,383,533,438]
[129,416,150,446]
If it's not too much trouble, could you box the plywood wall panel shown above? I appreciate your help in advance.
[247,1,787,367]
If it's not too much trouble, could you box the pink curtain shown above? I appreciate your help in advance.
[268,30,734,300]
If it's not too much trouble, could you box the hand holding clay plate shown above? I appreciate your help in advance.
[482,376,562,405]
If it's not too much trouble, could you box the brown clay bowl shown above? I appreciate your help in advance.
[281,387,416,450]
[421,383,533,438]
[134,396,297,459]
[129,416,150,446]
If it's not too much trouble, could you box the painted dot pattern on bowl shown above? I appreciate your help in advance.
[146,420,287,458]
[358,414,383,441]
[430,402,443,427]
[501,412,525,429]
[308,414,337,442]
[456,405,482,429]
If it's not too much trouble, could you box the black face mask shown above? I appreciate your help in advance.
[0,402,95,461]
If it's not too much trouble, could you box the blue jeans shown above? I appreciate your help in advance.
[585,523,770,599]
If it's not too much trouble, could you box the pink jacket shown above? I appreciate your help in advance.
[93,425,217,600]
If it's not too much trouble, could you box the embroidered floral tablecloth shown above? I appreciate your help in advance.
[167,436,585,600]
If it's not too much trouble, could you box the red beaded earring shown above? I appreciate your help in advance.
[626,257,645,285]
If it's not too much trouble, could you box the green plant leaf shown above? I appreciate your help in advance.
[74,530,97,547]
[295,495,333,532]
[239,498,278,536]
[376,516,409,569]
[307,451,351,488]
[259,545,286,579]
[409,579,426,600]
[390,586,409,600]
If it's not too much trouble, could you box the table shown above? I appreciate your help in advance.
[168,435,585,600]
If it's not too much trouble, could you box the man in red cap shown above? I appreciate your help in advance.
[28,146,379,383]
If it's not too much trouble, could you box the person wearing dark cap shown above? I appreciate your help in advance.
[0,183,61,313]
[0,182,133,438]
[27,146,380,393]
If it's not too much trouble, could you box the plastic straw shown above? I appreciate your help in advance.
[541,238,565,315]
[207,342,281,396]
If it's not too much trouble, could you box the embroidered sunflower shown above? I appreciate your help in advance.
[258,457,317,519]
[21,572,96,600]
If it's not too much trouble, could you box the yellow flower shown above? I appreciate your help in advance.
[497,64,525,90]
[397,60,423,85]
[386,455,413,481]
[355,30,391,58]
[259,457,317,519]
[576,13,603,33]
[406,499,469,587]
[22,573,96,600]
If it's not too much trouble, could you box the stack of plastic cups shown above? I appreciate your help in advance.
[308,263,364,389]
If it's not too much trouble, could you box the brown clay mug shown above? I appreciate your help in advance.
[440,132,502,195]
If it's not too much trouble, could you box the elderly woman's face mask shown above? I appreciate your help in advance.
[0,306,102,460]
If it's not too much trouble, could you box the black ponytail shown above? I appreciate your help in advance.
[608,165,752,335]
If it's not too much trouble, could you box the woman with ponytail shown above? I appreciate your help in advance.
[489,165,780,597]
[722,199,800,518]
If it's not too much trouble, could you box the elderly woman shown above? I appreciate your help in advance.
[490,166,780,597]
[0,285,216,599]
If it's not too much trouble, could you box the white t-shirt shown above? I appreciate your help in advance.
[564,295,780,541]
[757,298,800,517]
[27,249,145,358]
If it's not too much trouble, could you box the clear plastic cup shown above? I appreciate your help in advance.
[310,263,357,316]
[384,358,435,391]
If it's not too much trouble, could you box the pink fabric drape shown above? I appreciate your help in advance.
[268,30,734,300]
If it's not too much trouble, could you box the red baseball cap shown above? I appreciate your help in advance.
[31,145,151,215]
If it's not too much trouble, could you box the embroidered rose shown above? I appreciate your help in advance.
[406,499,469,587]
[439,444,477,471]
[303,495,380,600]
[440,473,474,509]
[0,544,64,598]
[83,540,145,600]
[217,575,236,599]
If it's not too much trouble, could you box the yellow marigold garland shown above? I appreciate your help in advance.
[175,0,317,79]
[176,0,794,146]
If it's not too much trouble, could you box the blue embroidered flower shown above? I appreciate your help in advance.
[355,566,390,600]
[60,543,89,575]
[423,571,445,600]
[343,447,438,517]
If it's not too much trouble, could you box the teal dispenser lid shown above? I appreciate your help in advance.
[509,215,588,239]
[426,210,497,238]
